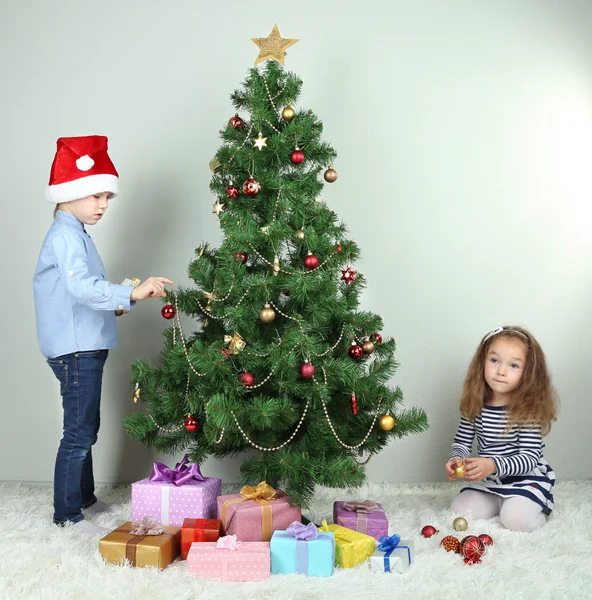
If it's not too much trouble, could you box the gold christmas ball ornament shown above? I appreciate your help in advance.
[133,383,141,403]
[453,517,469,532]
[282,106,296,121]
[324,166,338,183]
[379,414,396,431]
[293,229,305,240]
[259,304,276,323]
[209,158,222,173]
[362,339,375,355]
[453,460,467,479]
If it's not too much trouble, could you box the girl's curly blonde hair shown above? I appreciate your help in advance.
[460,326,558,435]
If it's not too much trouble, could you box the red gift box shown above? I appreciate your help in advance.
[181,518,222,560]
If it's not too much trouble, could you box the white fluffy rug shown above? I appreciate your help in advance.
[1,480,591,600]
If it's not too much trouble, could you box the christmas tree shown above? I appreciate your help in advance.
[124,25,428,508]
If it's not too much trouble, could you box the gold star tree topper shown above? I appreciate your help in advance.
[252,24,299,65]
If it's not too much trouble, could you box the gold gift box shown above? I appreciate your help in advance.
[319,519,376,568]
[99,522,181,569]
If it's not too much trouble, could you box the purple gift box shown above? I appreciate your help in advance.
[132,456,221,527]
[333,500,388,540]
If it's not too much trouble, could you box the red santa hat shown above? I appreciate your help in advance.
[46,135,119,203]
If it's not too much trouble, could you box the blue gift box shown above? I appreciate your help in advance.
[270,530,335,577]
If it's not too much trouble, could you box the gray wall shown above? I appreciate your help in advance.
[2,0,591,485]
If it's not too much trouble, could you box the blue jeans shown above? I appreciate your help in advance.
[47,349,108,524]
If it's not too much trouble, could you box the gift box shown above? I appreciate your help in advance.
[333,500,388,540]
[319,519,376,568]
[217,482,301,542]
[181,518,222,560]
[187,535,270,582]
[132,456,221,526]
[99,517,181,569]
[271,522,335,577]
[369,535,413,573]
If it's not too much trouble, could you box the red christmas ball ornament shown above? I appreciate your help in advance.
[348,344,364,360]
[239,372,255,387]
[242,178,261,196]
[184,416,199,432]
[226,185,240,199]
[281,289,290,297]
[421,525,438,538]
[440,535,460,553]
[220,348,231,359]
[304,253,319,270]
[290,148,305,164]
[459,535,485,563]
[351,393,358,415]
[299,361,315,379]
[336,243,342,253]
[234,252,248,263]
[371,333,383,344]
[228,114,244,129]
[161,304,176,320]
[478,533,494,546]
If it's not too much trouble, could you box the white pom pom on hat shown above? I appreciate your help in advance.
[46,135,119,203]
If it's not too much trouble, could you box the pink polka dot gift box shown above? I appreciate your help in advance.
[187,535,270,582]
[131,456,221,527]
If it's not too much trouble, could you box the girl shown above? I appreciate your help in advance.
[34,135,173,535]
[445,326,558,532]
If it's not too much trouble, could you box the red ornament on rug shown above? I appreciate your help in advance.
[478,533,493,546]
[351,393,358,415]
[184,416,199,432]
[421,525,438,538]
[290,148,305,164]
[460,535,485,564]
[371,333,383,344]
[239,372,255,387]
[242,178,261,196]
[304,253,319,270]
[226,185,240,199]
[234,252,248,263]
[299,361,315,379]
[348,344,363,360]
[228,114,244,129]
[341,265,356,284]
[161,304,176,320]
[441,535,460,553]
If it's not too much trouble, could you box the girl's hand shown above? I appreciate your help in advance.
[464,457,496,481]
[445,458,463,481]
[130,277,174,301]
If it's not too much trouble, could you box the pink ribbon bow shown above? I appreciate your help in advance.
[130,516,164,536]
[342,500,381,514]
[216,535,242,551]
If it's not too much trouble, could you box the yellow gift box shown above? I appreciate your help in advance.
[319,519,376,568]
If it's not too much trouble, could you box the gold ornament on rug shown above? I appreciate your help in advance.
[379,414,395,431]
[254,132,268,150]
[453,517,468,532]
[453,461,467,479]
[324,166,338,183]
[224,332,246,355]
[282,106,295,121]
[133,383,141,403]
[212,200,225,216]
[252,24,299,65]
[273,255,281,276]
[362,339,375,355]
[259,304,276,323]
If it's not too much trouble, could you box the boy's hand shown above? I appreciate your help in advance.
[445,458,463,481]
[130,277,174,301]
[464,457,496,481]
[115,310,130,316]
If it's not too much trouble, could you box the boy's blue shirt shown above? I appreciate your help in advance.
[33,210,133,359]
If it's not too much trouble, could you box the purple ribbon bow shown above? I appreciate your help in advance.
[148,454,204,486]
[286,521,319,541]
[342,500,380,514]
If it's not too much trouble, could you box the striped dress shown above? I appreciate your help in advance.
[450,405,555,514]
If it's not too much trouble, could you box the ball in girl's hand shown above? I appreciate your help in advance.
[453,461,467,479]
